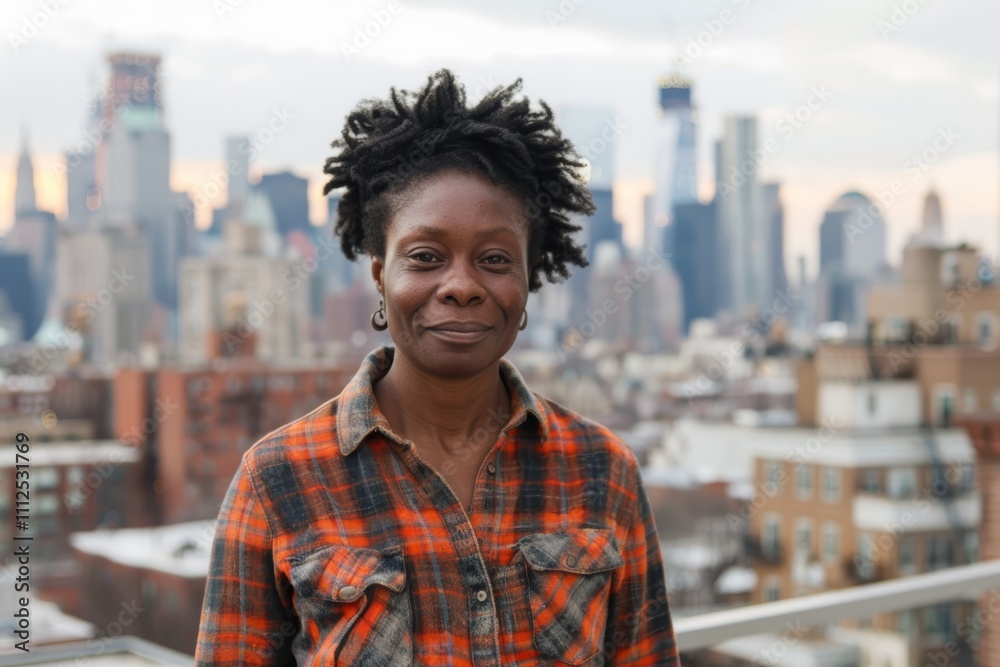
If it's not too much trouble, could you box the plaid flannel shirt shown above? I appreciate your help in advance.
[195,345,679,666]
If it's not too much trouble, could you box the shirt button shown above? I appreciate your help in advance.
[475,589,488,602]
[565,555,578,568]
[487,462,497,474]
[339,585,357,599]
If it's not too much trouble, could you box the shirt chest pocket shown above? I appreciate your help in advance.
[288,544,412,667]
[517,528,624,665]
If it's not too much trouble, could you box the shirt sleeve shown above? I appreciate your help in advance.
[603,463,681,665]
[194,457,298,666]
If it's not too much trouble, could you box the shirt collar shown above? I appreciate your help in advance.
[337,345,548,456]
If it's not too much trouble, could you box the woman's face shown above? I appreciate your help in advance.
[371,169,531,378]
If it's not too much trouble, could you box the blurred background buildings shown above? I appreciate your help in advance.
[0,14,997,664]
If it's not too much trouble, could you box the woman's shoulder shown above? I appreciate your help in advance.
[531,391,641,470]
[240,394,344,476]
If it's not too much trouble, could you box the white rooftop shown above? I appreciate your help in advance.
[0,568,95,653]
[70,520,217,579]
[0,440,141,468]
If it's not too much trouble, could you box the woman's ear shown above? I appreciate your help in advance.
[370,256,385,294]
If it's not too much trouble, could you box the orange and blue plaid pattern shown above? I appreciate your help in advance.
[194,345,680,666]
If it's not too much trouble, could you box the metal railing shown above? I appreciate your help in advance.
[674,559,1000,651]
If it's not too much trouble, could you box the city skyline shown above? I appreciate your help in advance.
[0,0,996,277]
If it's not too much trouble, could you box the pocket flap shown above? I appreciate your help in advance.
[289,544,406,603]
[518,527,623,574]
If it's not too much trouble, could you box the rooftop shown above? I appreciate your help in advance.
[70,520,216,579]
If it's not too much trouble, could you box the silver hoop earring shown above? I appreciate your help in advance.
[371,299,388,331]
[518,310,528,331]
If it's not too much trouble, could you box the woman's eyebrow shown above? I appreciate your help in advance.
[399,225,518,241]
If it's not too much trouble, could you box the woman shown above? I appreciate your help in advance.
[195,68,679,666]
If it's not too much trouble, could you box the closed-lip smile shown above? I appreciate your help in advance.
[427,321,492,333]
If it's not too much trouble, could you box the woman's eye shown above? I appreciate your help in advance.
[483,254,509,265]
[412,252,437,262]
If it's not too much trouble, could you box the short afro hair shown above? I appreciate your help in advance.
[321,68,596,292]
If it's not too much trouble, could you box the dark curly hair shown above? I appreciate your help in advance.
[321,68,596,292]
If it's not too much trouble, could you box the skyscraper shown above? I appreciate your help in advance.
[7,129,56,335]
[716,115,771,315]
[761,182,787,297]
[816,191,887,331]
[556,105,624,262]
[672,200,717,333]
[651,74,698,256]
[919,189,944,246]
[65,90,102,229]
[15,127,36,217]
[256,171,311,238]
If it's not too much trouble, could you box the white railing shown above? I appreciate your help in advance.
[674,559,1000,651]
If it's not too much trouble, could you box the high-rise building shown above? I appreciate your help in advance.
[178,201,309,365]
[716,115,771,315]
[672,200,717,333]
[8,130,56,332]
[816,191,887,331]
[256,170,310,238]
[556,105,625,326]
[93,52,189,310]
[762,182,787,297]
[556,105,623,262]
[53,225,155,368]
[15,127,36,217]
[651,74,698,256]
[65,90,103,230]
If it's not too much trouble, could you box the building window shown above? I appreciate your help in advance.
[888,468,917,499]
[898,610,915,640]
[762,514,781,560]
[924,604,953,644]
[899,537,916,575]
[794,518,813,556]
[867,391,877,415]
[763,461,782,490]
[36,467,59,490]
[927,537,954,570]
[963,387,978,414]
[856,533,877,580]
[794,465,813,500]
[993,387,1000,413]
[976,313,998,349]
[66,466,84,487]
[860,469,881,493]
[36,494,59,516]
[821,468,840,503]
[822,522,839,565]
[964,533,979,564]
[763,578,780,602]
[934,385,957,427]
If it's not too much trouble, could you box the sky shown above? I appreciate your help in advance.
[0,0,997,277]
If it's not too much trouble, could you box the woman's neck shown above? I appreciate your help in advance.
[373,350,512,455]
